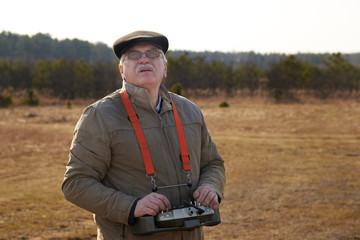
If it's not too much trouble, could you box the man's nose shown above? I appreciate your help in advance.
[139,54,150,63]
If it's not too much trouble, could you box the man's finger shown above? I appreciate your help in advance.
[152,193,171,210]
[193,188,200,199]
[134,193,171,217]
[193,185,218,208]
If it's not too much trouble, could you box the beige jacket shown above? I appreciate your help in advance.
[62,82,225,240]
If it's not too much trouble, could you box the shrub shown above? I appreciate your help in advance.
[219,101,230,108]
[169,83,183,96]
[66,101,72,109]
[22,89,39,106]
[0,93,13,108]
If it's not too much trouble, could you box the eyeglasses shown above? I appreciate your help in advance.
[124,49,162,61]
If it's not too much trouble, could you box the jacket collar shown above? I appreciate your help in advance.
[121,81,172,113]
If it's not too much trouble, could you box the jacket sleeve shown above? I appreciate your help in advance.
[198,115,226,200]
[62,106,136,224]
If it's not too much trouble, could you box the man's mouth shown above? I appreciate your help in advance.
[136,64,154,73]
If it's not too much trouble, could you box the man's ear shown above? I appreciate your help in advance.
[163,62,168,78]
[119,65,125,80]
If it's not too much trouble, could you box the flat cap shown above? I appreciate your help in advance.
[113,30,169,59]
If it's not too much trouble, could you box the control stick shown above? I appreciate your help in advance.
[182,200,205,214]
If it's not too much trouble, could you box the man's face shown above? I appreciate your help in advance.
[119,43,167,91]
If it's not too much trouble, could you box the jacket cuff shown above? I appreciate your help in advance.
[128,198,141,225]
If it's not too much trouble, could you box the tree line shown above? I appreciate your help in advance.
[0,31,360,103]
[0,31,115,63]
[0,58,120,99]
[2,31,360,69]
[1,51,359,102]
[166,52,360,101]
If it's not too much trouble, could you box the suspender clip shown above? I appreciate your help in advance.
[184,170,192,188]
[146,173,158,192]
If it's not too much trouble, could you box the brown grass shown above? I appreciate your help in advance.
[0,98,359,240]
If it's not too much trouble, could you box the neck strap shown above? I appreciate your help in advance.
[119,89,191,177]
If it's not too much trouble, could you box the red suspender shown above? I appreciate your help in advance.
[119,89,191,176]
[120,89,155,175]
[170,97,191,171]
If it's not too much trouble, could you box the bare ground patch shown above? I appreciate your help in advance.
[1,100,360,239]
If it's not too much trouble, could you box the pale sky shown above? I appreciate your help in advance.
[1,0,360,54]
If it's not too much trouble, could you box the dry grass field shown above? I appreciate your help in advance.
[0,97,359,240]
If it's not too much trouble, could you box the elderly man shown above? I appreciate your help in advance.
[62,30,225,240]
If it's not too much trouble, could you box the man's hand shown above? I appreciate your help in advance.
[134,192,171,217]
[193,185,219,209]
